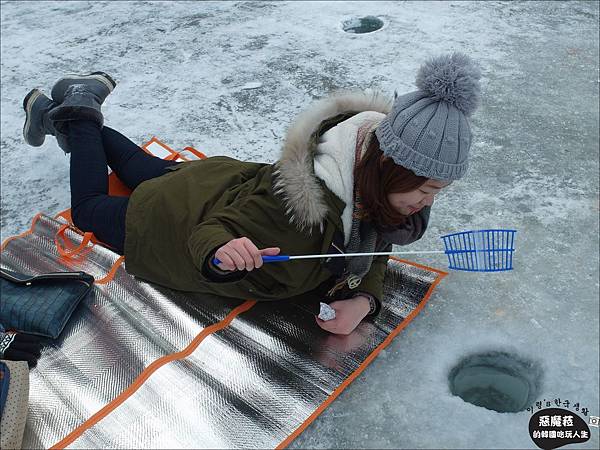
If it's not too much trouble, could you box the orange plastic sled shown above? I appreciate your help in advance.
[52,136,207,257]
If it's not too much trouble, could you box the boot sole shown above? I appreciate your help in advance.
[51,71,117,102]
[23,88,44,146]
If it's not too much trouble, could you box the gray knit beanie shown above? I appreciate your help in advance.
[375,52,482,181]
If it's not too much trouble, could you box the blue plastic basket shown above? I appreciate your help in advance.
[440,229,517,272]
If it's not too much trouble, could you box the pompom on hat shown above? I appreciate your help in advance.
[375,51,482,181]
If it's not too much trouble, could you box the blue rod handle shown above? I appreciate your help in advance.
[262,255,290,262]
[212,255,290,266]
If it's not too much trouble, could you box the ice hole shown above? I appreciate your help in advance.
[448,351,543,413]
[342,16,384,34]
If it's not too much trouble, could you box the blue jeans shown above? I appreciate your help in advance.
[67,120,179,254]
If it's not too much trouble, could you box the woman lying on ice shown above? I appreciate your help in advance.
[21,52,481,336]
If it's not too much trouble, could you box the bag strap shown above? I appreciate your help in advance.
[55,224,94,258]
[0,267,94,285]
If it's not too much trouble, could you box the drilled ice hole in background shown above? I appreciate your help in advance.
[448,351,543,413]
[342,16,384,34]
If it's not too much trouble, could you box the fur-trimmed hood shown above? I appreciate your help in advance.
[272,89,393,236]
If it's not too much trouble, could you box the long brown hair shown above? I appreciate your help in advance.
[354,135,428,231]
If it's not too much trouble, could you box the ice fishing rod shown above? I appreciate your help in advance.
[219,249,447,262]
[213,229,517,273]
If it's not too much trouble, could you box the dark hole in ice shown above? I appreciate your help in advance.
[448,351,543,413]
[342,16,384,34]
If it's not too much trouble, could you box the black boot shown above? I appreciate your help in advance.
[22,88,70,152]
[47,83,105,129]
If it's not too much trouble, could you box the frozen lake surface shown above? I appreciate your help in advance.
[1,1,598,448]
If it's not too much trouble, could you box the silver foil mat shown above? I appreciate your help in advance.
[1,215,443,449]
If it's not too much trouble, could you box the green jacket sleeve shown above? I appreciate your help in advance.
[188,216,249,284]
[186,186,322,287]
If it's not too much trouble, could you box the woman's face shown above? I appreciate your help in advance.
[387,179,451,216]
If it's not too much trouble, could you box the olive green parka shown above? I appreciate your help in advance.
[123,90,431,316]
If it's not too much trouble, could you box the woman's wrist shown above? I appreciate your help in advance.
[352,292,377,315]
[351,295,372,317]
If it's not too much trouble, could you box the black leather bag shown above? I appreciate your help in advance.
[0,268,94,339]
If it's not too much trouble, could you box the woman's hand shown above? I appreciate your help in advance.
[315,296,371,335]
[214,237,280,271]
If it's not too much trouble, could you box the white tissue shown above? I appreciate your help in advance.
[318,302,336,321]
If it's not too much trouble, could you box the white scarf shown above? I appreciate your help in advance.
[313,111,385,246]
